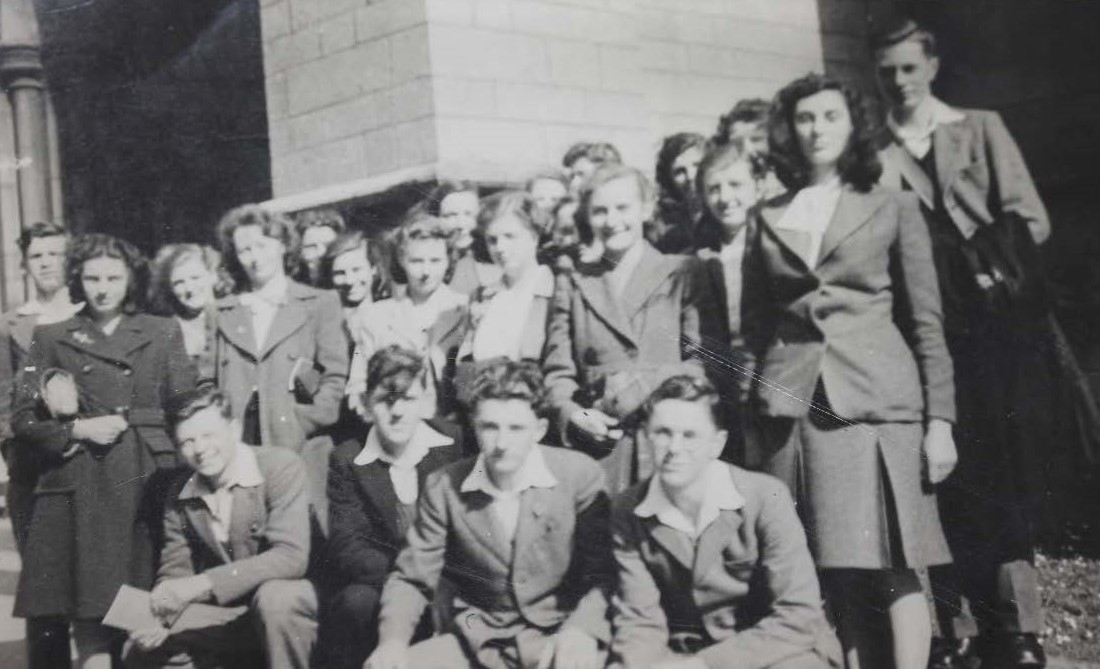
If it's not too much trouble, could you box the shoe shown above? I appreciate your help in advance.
[929,636,977,669]
[998,633,1047,668]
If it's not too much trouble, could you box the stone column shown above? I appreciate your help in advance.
[0,43,52,228]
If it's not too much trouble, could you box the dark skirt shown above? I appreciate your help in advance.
[750,413,952,570]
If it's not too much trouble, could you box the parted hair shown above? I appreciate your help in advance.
[166,382,233,434]
[19,221,68,256]
[66,233,149,315]
[714,98,771,143]
[215,204,299,292]
[768,73,882,193]
[147,244,231,317]
[870,17,938,57]
[468,359,551,419]
[363,345,426,404]
[642,374,724,428]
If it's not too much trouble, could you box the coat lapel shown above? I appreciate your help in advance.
[56,315,137,366]
[217,297,259,360]
[259,282,313,359]
[933,119,970,193]
[458,491,513,567]
[694,509,745,581]
[759,199,812,275]
[228,486,265,561]
[883,142,936,211]
[511,486,554,569]
[619,244,674,320]
[815,188,887,268]
[574,271,636,347]
[644,517,695,571]
[357,462,402,541]
[181,501,232,564]
[111,315,156,357]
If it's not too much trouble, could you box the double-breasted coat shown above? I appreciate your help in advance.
[214,280,348,528]
[12,312,196,619]
[542,242,708,490]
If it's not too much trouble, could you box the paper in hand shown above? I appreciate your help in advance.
[103,584,248,634]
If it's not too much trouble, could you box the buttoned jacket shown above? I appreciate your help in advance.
[742,186,955,423]
[378,447,614,661]
[610,466,840,669]
[158,446,311,605]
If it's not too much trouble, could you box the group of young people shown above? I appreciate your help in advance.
[0,18,1057,669]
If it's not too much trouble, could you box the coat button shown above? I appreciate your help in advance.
[279,415,287,422]
[82,365,92,374]
[123,369,132,376]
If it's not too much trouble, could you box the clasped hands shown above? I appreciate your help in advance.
[128,575,213,652]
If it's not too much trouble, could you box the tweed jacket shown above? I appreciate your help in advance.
[741,186,955,423]
[377,446,614,664]
[878,106,1050,246]
[324,422,464,589]
[610,465,840,669]
[158,446,311,606]
[214,280,347,452]
[543,242,707,432]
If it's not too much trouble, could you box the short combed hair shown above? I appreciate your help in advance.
[642,374,723,428]
[575,164,655,236]
[166,382,233,434]
[67,233,149,314]
[870,17,938,57]
[19,221,68,256]
[363,345,425,405]
[477,189,542,238]
[293,207,346,237]
[655,132,706,200]
[216,204,299,292]
[693,139,767,252]
[468,360,550,419]
[768,73,882,193]
[715,98,771,142]
[387,212,455,285]
[147,244,230,316]
[562,141,622,169]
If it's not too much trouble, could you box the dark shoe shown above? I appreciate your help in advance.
[999,633,1047,668]
[929,636,978,669]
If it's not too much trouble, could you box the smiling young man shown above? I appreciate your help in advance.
[873,19,1053,669]
[366,360,613,669]
[125,384,317,668]
[609,376,840,669]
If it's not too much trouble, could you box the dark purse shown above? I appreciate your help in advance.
[957,211,1049,319]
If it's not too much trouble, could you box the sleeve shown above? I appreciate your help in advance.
[11,327,74,464]
[204,454,311,604]
[297,291,349,435]
[0,323,16,444]
[697,481,836,669]
[541,271,584,433]
[609,498,670,668]
[157,499,198,582]
[892,192,956,423]
[563,460,613,643]
[377,469,451,644]
[983,112,1051,245]
[326,457,397,587]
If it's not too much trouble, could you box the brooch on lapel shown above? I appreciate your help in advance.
[72,331,93,345]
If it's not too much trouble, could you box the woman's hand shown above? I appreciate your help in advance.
[923,418,958,485]
[129,625,170,652]
[71,415,129,446]
[568,408,623,442]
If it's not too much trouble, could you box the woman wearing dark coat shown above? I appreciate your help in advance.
[12,234,197,668]
[742,74,956,669]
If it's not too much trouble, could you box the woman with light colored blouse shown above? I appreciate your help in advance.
[346,214,468,420]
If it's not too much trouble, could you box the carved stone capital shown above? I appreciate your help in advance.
[0,44,44,90]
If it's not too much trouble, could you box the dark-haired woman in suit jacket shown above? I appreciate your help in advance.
[742,74,956,669]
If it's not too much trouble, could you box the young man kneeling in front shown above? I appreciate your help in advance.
[126,384,317,668]
[610,376,841,669]
[367,360,613,669]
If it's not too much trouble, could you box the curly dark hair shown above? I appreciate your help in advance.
[642,374,724,429]
[18,221,68,256]
[468,359,550,420]
[67,233,149,315]
[363,345,426,406]
[655,132,706,202]
[166,382,232,434]
[768,73,882,193]
[714,98,771,144]
[215,204,299,292]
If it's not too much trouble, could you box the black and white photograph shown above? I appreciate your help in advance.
[0,0,1098,667]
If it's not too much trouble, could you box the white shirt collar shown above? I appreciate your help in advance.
[485,264,554,299]
[635,461,745,538]
[354,421,453,467]
[461,444,558,497]
[179,442,264,500]
[887,96,966,152]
